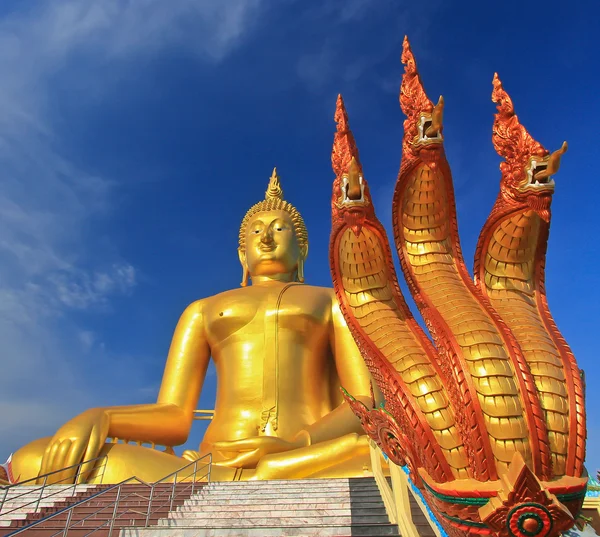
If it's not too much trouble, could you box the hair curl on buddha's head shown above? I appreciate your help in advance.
[238,168,308,254]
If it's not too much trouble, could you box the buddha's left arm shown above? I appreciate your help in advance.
[296,297,376,445]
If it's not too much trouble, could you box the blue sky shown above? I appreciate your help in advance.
[1,0,598,475]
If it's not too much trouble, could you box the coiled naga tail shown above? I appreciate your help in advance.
[329,37,587,537]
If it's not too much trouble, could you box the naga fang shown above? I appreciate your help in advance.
[329,37,587,537]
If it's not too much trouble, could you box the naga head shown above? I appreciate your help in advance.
[400,37,444,155]
[492,73,567,220]
[331,94,375,234]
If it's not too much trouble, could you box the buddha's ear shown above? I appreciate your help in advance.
[238,248,249,287]
[300,242,309,262]
[297,243,308,283]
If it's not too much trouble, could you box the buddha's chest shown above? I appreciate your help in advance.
[204,286,331,347]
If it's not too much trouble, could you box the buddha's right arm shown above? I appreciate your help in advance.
[103,300,210,447]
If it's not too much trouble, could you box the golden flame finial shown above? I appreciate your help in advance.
[332,94,362,178]
[265,167,283,200]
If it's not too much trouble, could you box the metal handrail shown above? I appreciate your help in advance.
[0,456,108,517]
[4,453,212,537]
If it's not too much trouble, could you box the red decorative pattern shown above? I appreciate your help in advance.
[481,455,574,537]
[341,390,421,483]
[508,504,552,537]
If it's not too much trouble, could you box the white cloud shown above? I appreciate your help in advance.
[295,0,442,94]
[0,0,263,461]
[49,264,137,310]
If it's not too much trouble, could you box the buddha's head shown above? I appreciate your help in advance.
[238,169,308,286]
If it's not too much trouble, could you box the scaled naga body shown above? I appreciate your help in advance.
[329,38,586,537]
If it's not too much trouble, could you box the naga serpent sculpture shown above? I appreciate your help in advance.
[329,37,587,537]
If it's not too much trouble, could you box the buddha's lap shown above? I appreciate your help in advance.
[12,433,372,484]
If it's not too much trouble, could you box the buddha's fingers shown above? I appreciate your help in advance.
[50,440,74,484]
[38,439,61,482]
[62,440,87,484]
[78,420,109,483]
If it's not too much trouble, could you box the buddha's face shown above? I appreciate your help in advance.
[242,210,303,279]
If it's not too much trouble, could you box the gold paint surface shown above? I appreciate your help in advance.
[339,227,469,478]
[483,210,568,475]
[401,165,529,472]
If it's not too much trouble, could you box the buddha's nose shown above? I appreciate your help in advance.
[260,227,274,243]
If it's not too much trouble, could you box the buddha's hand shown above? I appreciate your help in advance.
[213,432,311,469]
[39,408,110,484]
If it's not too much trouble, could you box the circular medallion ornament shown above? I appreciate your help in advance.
[507,503,553,537]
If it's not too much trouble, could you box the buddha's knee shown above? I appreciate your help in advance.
[250,433,365,480]
[96,443,191,484]
[11,437,50,483]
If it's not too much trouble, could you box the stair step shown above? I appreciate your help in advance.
[205,481,378,488]
[204,480,376,488]
[176,502,384,512]
[185,493,381,503]
[123,524,399,537]
[180,499,384,508]
[168,507,388,519]
[158,515,392,527]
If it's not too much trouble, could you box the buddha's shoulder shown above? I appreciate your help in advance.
[295,284,335,297]
[290,284,337,307]
[185,288,243,309]
[184,285,336,309]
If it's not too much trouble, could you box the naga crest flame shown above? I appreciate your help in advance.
[400,36,444,154]
[492,74,568,220]
[331,94,374,234]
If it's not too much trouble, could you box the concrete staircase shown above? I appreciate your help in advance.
[1,483,201,536]
[123,477,400,537]
[0,484,102,533]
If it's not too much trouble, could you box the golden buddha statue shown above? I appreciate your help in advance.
[11,169,377,484]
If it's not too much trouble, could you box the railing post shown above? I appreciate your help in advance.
[191,461,198,496]
[107,485,122,537]
[145,484,155,527]
[74,462,81,485]
[0,487,7,514]
[35,475,48,513]
[100,456,107,484]
[207,454,212,482]
[63,502,74,537]
[169,472,177,512]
